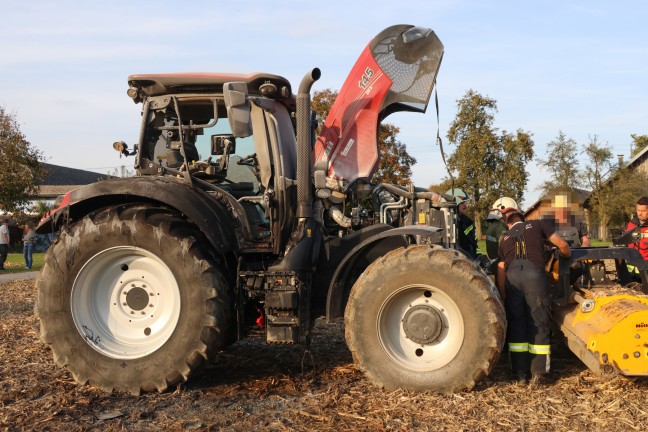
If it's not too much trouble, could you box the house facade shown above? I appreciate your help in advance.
[624,145,648,190]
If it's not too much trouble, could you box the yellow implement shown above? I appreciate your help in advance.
[554,288,648,376]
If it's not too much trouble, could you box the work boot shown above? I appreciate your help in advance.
[512,371,530,385]
[529,373,552,387]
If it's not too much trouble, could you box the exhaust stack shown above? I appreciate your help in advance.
[296,68,321,219]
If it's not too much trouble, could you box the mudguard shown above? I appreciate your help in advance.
[36,176,242,258]
[325,225,443,321]
[313,25,444,190]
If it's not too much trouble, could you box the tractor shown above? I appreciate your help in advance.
[35,24,506,395]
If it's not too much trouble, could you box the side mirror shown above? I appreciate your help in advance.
[224,82,253,138]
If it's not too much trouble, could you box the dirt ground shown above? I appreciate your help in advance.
[1,279,647,432]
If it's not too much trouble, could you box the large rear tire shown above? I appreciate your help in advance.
[345,245,505,393]
[36,204,232,394]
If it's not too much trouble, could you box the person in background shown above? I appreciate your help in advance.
[485,197,519,273]
[22,223,37,270]
[446,188,481,260]
[626,196,648,259]
[539,189,590,247]
[0,219,9,271]
[496,207,571,386]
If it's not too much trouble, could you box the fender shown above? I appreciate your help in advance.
[325,225,443,321]
[37,176,245,258]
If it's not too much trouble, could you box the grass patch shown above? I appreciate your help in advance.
[2,253,44,273]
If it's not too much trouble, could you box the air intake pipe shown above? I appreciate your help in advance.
[296,68,321,219]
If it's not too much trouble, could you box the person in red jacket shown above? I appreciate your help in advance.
[627,196,648,261]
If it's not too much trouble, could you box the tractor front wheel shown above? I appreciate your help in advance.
[345,245,505,393]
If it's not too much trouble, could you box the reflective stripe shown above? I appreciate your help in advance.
[628,264,639,274]
[508,342,528,353]
[464,225,474,235]
[529,344,551,355]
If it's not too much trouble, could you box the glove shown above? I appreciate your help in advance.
[477,254,494,274]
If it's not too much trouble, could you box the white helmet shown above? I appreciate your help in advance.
[445,188,469,204]
[487,197,519,220]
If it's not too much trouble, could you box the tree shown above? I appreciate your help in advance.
[373,124,417,184]
[630,134,648,157]
[445,90,534,235]
[537,131,581,193]
[582,135,614,238]
[498,130,535,204]
[31,201,54,222]
[596,168,646,236]
[0,107,46,213]
[311,89,338,130]
[583,135,647,238]
[311,89,416,185]
[108,165,134,178]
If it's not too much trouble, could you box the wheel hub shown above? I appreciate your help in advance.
[72,246,181,359]
[125,286,151,311]
[402,304,443,344]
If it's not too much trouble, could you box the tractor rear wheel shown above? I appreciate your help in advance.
[35,204,232,394]
[345,245,505,393]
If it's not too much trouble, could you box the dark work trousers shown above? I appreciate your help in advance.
[0,244,8,270]
[505,259,552,375]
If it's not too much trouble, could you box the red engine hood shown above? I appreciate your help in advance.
[313,25,444,190]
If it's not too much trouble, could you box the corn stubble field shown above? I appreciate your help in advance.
[1,278,646,431]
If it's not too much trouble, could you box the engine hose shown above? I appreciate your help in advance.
[328,206,352,228]
[377,183,450,204]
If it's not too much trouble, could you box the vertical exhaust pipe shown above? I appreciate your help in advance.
[296,68,321,219]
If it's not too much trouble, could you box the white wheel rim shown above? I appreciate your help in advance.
[71,246,181,359]
[377,284,464,371]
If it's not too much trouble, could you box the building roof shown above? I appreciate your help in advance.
[626,144,648,168]
[41,163,107,185]
[36,163,114,198]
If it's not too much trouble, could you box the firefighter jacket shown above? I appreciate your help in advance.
[457,213,479,259]
[627,217,648,261]
[485,220,507,260]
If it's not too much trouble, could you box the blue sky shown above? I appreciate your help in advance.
[2,1,646,207]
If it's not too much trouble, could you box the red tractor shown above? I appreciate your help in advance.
[36,25,504,395]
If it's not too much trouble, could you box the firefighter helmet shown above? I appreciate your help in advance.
[445,188,469,204]
[487,197,519,220]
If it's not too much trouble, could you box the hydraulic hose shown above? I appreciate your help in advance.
[376,183,451,204]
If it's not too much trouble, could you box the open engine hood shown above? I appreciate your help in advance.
[313,24,444,190]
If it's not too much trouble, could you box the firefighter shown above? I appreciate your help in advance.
[446,188,481,260]
[485,197,519,273]
[496,207,571,385]
[627,196,648,264]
